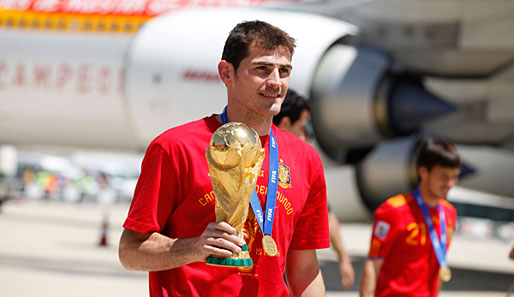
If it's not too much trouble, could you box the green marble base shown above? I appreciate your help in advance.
[206,244,253,267]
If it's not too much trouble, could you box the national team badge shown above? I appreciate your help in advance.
[374,220,390,240]
[278,160,291,189]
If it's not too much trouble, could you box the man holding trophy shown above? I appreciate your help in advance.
[119,21,330,297]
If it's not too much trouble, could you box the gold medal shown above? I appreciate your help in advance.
[439,267,452,282]
[262,235,278,256]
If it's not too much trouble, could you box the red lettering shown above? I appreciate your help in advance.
[12,63,26,87]
[0,60,119,95]
[65,0,98,14]
[183,70,197,80]
[33,64,52,88]
[56,64,72,89]
[97,66,111,94]
[210,73,220,81]
[76,64,90,93]
[118,68,125,95]
[96,1,117,14]
[1,0,32,10]
[32,0,60,12]
[0,61,7,88]
[115,0,146,14]
[182,69,220,83]
[147,0,183,15]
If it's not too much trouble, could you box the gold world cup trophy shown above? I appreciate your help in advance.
[205,122,265,267]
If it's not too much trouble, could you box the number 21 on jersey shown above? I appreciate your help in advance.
[405,222,427,246]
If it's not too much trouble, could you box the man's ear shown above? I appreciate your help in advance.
[418,166,428,182]
[277,117,291,130]
[218,60,234,85]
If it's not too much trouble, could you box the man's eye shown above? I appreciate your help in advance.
[279,68,290,77]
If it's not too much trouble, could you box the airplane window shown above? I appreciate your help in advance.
[70,20,79,30]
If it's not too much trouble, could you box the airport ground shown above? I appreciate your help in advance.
[0,199,512,297]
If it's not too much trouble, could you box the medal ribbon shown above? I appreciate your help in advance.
[221,107,278,237]
[413,187,448,269]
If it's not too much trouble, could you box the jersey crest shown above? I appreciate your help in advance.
[278,159,291,189]
[374,220,391,240]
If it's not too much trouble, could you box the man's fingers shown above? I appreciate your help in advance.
[342,278,351,289]
[199,222,246,259]
[204,246,233,258]
[211,221,237,235]
[207,229,244,246]
[206,222,245,246]
[204,237,242,255]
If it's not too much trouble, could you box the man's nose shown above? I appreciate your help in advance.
[267,69,281,88]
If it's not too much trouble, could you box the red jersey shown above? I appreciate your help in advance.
[368,193,457,297]
[123,115,330,297]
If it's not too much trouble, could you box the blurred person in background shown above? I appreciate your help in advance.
[359,138,461,297]
[508,246,514,296]
[273,89,356,290]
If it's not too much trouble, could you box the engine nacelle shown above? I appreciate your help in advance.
[355,136,419,211]
[310,44,456,163]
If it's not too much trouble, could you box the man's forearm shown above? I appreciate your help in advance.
[359,259,378,297]
[119,222,244,271]
[286,249,326,297]
[118,230,202,271]
[293,269,325,297]
[328,212,348,261]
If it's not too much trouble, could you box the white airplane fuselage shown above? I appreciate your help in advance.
[1,4,513,221]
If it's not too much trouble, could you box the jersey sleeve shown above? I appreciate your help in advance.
[289,151,330,250]
[123,141,179,234]
[368,203,399,260]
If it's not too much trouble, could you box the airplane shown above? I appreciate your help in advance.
[0,0,513,223]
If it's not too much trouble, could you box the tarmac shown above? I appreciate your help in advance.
[0,199,512,297]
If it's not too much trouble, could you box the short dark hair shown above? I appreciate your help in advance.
[221,20,296,71]
[273,89,310,126]
[416,137,461,172]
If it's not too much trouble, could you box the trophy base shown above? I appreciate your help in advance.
[206,244,253,267]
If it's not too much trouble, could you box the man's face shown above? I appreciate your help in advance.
[420,165,460,199]
[288,109,310,141]
[230,43,292,118]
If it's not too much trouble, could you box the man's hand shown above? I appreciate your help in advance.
[340,257,355,289]
[195,221,246,260]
